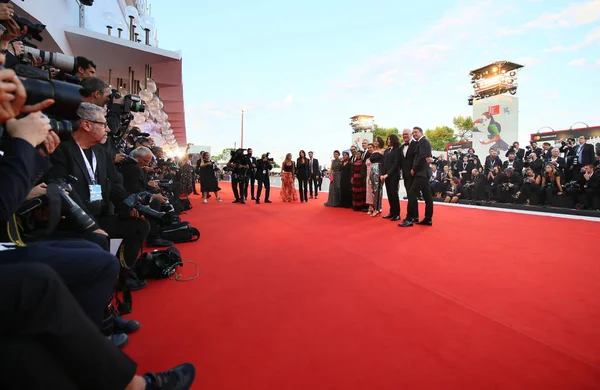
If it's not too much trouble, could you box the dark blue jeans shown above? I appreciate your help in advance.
[0,239,119,327]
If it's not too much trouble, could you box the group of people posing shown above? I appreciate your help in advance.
[323,127,435,227]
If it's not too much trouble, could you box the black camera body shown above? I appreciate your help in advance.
[123,192,171,223]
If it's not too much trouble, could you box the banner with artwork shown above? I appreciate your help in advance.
[352,131,373,151]
[471,95,519,158]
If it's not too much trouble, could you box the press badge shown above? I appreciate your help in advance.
[89,185,103,202]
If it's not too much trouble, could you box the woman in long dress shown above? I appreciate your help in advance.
[324,150,341,207]
[280,153,298,202]
[351,150,366,211]
[369,137,386,217]
[199,152,222,203]
[365,143,374,214]
[339,151,353,208]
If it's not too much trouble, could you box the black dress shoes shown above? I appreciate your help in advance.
[398,219,414,227]
[391,216,400,221]
[416,219,433,226]
[114,315,141,334]
[382,214,393,219]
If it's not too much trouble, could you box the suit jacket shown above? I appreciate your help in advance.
[247,156,257,176]
[255,160,272,179]
[0,138,50,221]
[575,144,596,166]
[484,155,503,175]
[118,163,153,194]
[430,170,442,182]
[458,161,476,182]
[308,158,320,177]
[383,147,402,178]
[47,138,130,220]
[400,141,418,179]
[505,148,525,160]
[413,137,432,178]
[546,157,567,172]
[502,159,523,174]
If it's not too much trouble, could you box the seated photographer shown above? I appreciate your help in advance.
[443,177,462,203]
[47,103,151,275]
[485,165,503,201]
[119,146,173,247]
[0,262,196,390]
[516,168,541,205]
[458,154,476,184]
[502,151,523,174]
[429,164,442,195]
[541,164,565,207]
[578,164,600,210]
[523,150,543,177]
[547,148,567,172]
[495,168,521,203]
[505,142,525,160]
[463,169,486,201]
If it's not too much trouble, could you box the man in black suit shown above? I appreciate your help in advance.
[399,127,433,227]
[547,148,567,172]
[308,151,320,199]
[505,141,525,160]
[245,148,257,200]
[399,128,418,223]
[119,146,173,247]
[255,154,273,204]
[380,134,402,221]
[47,103,151,270]
[502,151,523,174]
[573,136,596,175]
[580,164,600,209]
[484,148,503,176]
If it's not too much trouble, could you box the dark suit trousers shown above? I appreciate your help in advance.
[256,175,270,201]
[309,174,319,197]
[0,263,136,390]
[0,239,119,328]
[408,176,434,220]
[385,175,400,217]
[403,173,418,220]
[298,176,309,201]
[96,215,150,268]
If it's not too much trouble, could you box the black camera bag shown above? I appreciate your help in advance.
[160,222,200,243]
[135,246,183,279]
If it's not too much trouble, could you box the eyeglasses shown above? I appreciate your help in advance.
[86,120,108,128]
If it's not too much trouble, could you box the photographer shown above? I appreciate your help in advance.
[47,103,150,274]
[579,164,600,210]
[256,153,273,204]
[505,141,525,160]
[245,147,257,201]
[463,168,486,201]
[496,168,521,203]
[516,168,541,205]
[118,146,173,248]
[502,151,523,174]
[227,148,250,204]
[74,56,97,79]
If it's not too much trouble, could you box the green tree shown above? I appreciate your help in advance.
[212,147,235,163]
[372,124,399,141]
[452,115,474,141]
[425,126,457,151]
[272,161,280,169]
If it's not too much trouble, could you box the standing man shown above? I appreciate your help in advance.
[400,129,418,224]
[256,154,273,204]
[308,151,320,199]
[399,127,433,227]
[245,148,257,201]
[350,145,357,163]
[380,134,402,221]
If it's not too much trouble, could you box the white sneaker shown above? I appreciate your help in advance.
[203,199,208,204]
[216,198,222,202]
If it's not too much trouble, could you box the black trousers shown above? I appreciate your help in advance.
[403,173,418,220]
[245,174,256,199]
[232,178,244,200]
[309,174,319,197]
[256,175,270,201]
[408,176,434,221]
[385,175,400,217]
[96,215,150,268]
[0,239,119,328]
[298,176,308,201]
[0,263,137,390]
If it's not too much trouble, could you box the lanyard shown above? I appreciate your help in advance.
[78,146,97,184]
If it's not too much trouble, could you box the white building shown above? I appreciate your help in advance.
[14,0,185,155]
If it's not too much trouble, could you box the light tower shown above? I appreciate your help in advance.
[349,114,374,150]
[467,61,524,157]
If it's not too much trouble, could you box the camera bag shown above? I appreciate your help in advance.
[160,223,200,243]
[135,246,183,279]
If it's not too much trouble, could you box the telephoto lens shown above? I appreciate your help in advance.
[49,119,73,141]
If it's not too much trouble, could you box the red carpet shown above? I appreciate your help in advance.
[126,184,600,390]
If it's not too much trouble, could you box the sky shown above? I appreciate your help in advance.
[151,0,600,163]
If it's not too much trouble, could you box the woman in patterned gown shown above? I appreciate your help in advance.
[280,153,298,202]
[324,150,341,207]
[369,137,385,217]
[351,150,366,211]
[365,143,374,214]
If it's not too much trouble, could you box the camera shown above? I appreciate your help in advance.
[265,152,274,162]
[108,90,145,114]
[0,6,46,42]
[23,46,77,74]
[123,192,171,223]
[13,64,82,120]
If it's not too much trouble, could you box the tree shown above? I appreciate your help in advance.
[425,126,457,151]
[272,161,280,169]
[452,115,474,141]
[372,124,399,141]
[212,148,235,163]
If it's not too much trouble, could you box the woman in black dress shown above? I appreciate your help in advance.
[339,151,352,208]
[199,151,222,203]
[296,150,310,203]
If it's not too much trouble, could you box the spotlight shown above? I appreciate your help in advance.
[80,0,94,5]
[492,66,498,73]
[509,88,517,95]
[509,71,516,76]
